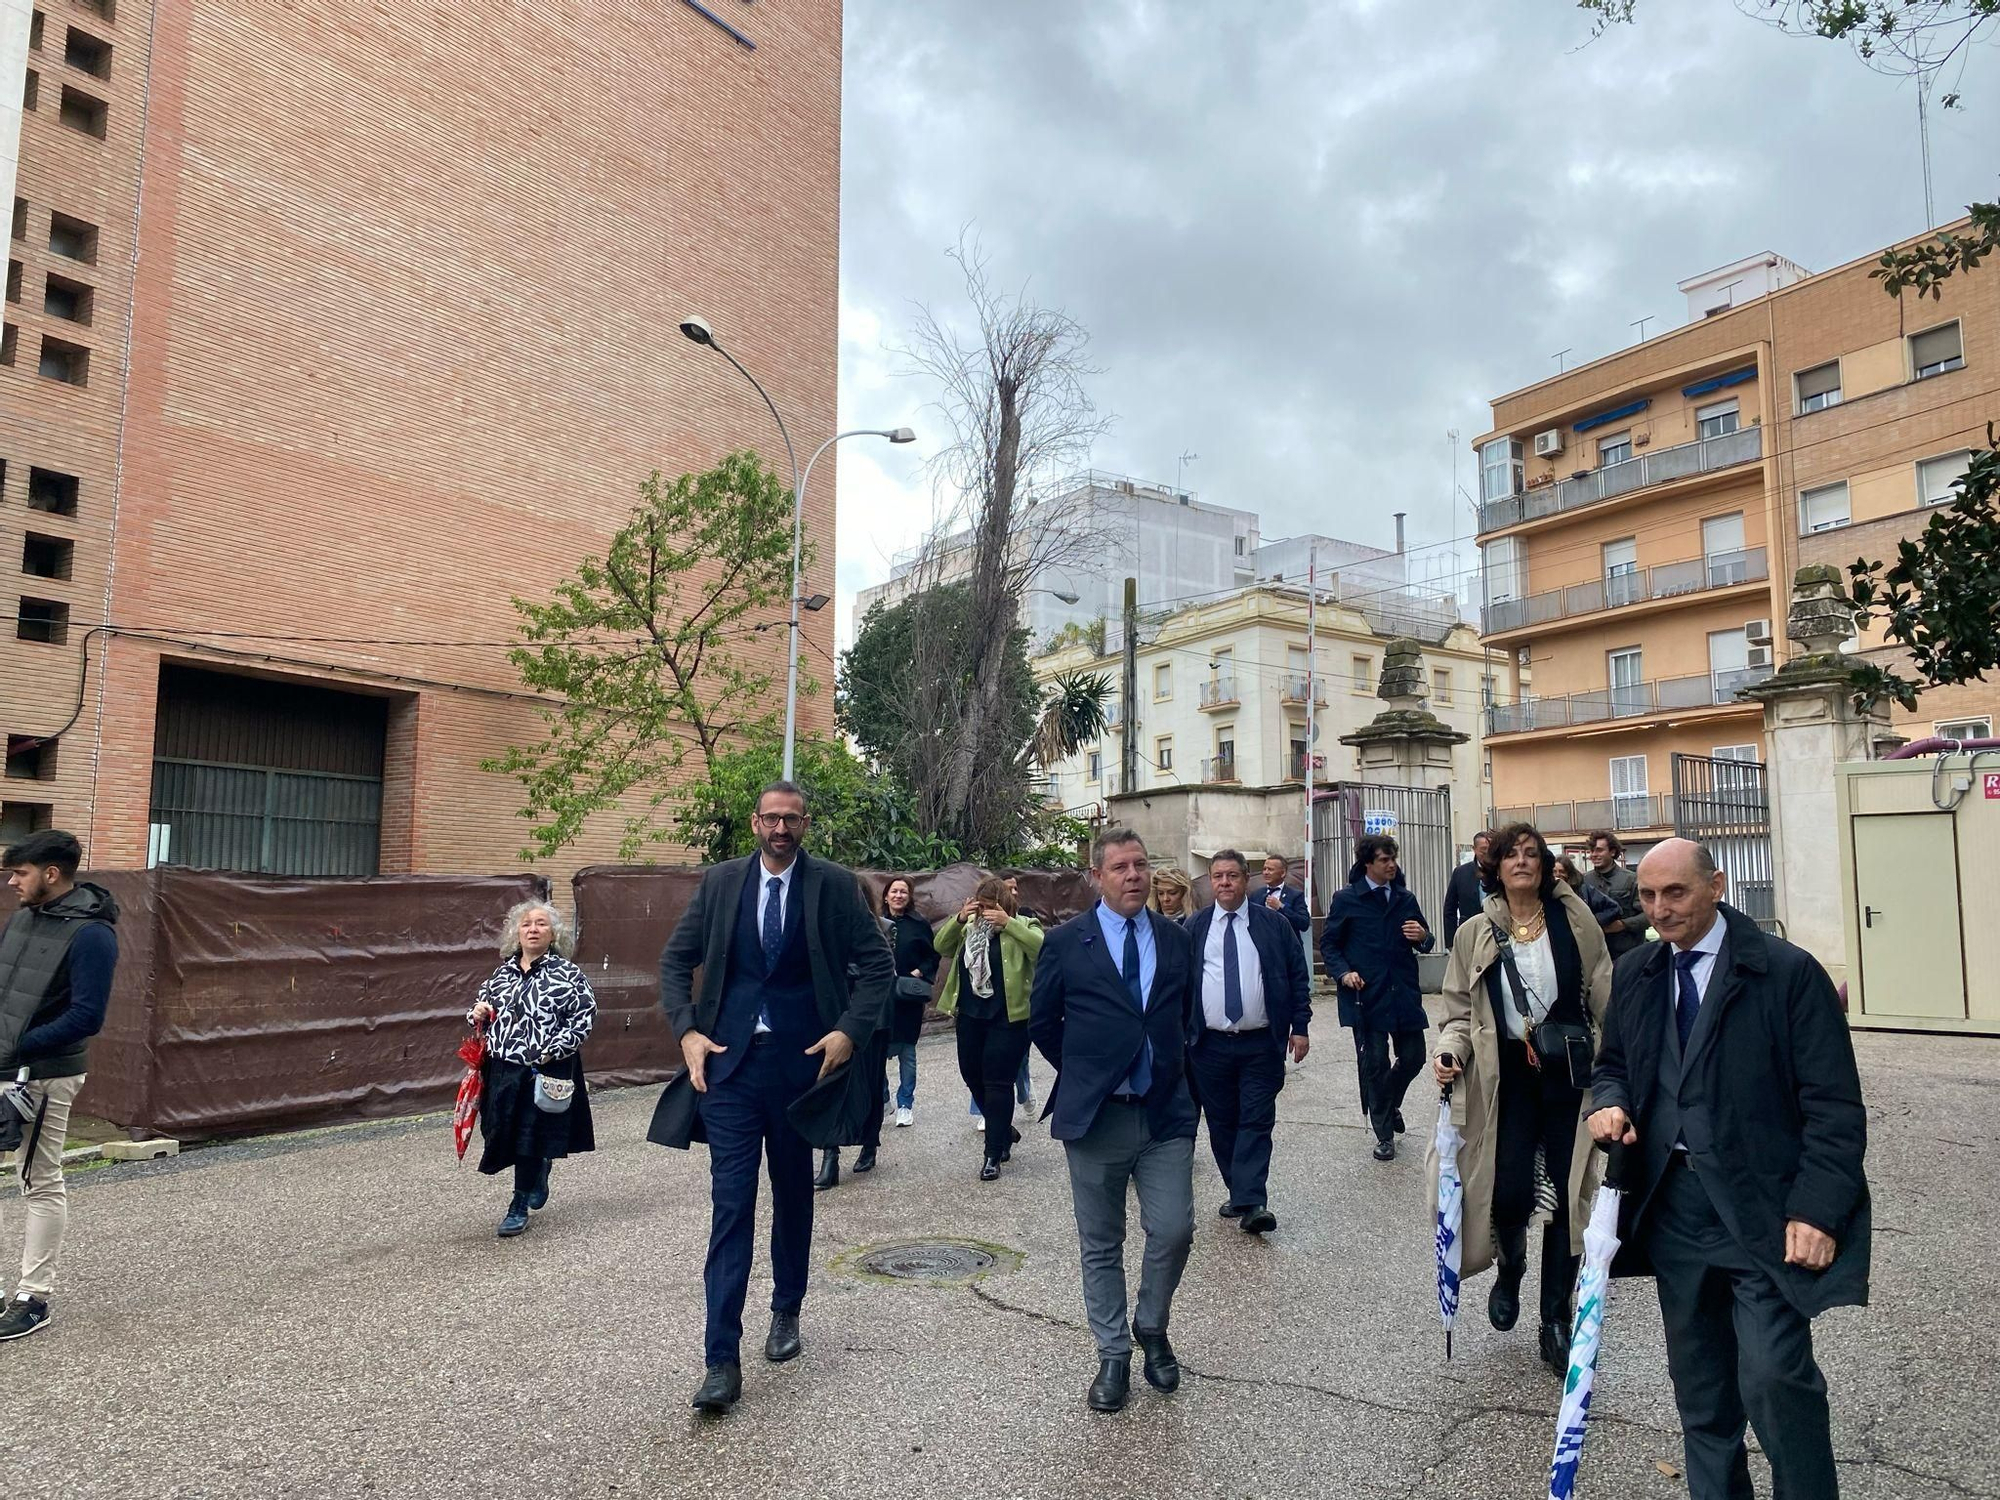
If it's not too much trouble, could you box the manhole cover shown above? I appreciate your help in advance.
[838,1238,1020,1285]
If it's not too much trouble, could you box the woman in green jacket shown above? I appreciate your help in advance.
[937,875,1045,1181]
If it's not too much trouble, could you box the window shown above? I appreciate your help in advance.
[0,326,15,367]
[1431,668,1450,704]
[1610,755,1649,828]
[29,11,42,50]
[1713,744,1758,762]
[37,335,90,386]
[1709,627,1751,699]
[1482,535,1524,605]
[1909,322,1964,380]
[47,212,97,264]
[1086,750,1102,783]
[63,27,112,78]
[1598,432,1633,467]
[9,198,24,241]
[21,533,73,580]
[43,273,92,325]
[1479,437,1523,502]
[1155,737,1173,772]
[1608,648,1644,715]
[5,736,57,781]
[57,84,108,139]
[1935,717,1991,741]
[78,0,115,19]
[1917,451,1972,508]
[4,260,18,303]
[1481,674,1496,708]
[1215,731,1235,764]
[1351,653,1373,693]
[1703,512,1747,584]
[23,70,37,112]
[1153,661,1171,700]
[28,466,79,515]
[17,597,70,645]
[1795,360,1842,413]
[1602,536,1639,607]
[0,802,54,844]
[1799,481,1850,534]
[1233,535,1246,557]
[1695,399,1740,440]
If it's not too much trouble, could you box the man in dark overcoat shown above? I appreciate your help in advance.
[657,781,892,1413]
[1589,837,1868,1500]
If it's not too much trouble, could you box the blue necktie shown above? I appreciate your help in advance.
[1122,917,1153,1096]
[762,876,785,967]
[1674,950,1702,1052]
[1222,911,1244,1024]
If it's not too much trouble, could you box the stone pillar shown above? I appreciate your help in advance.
[1339,637,1469,790]
[1740,565,1890,980]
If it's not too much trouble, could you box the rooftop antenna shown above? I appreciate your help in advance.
[1918,74,1937,229]
[1630,315,1653,343]
[1177,451,1198,492]
[1552,348,1573,374]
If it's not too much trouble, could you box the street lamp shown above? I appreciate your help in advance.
[678,312,915,781]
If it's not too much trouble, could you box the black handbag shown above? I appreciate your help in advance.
[893,975,934,1002]
[1488,921,1593,1090]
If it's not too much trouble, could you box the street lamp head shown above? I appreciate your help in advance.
[802,593,831,613]
[678,315,715,347]
[1053,590,1080,605]
[887,427,916,444]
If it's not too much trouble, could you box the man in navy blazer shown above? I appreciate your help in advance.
[1186,849,1311,1235]
[1029,828,1198,1414]
[1253,854,1312,934]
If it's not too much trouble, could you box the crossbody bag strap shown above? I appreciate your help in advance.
[1486,920,1536,1022]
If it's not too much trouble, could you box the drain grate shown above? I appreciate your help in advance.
[843,1238,1017,1285]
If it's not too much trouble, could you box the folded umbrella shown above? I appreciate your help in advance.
[1548,1140,1630,1500]
[452,1021,486,1162]
[1433,1074,1465,1359]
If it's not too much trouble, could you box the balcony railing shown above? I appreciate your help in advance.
[1199,676,1240,710]
[1483,546,1768,635]
[1201,755,1238,784]
[1287,750,1328,782]
[1279,674,1328,706]
[1479,426,1762,533]
[1486,664,1773,735]
[1488,794,1679,836]
[1104,700,1124,729]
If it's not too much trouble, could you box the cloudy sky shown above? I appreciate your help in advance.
[830,1,1998,644]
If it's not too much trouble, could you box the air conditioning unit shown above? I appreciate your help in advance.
[1533,429,1565,458]
[1516,647,1532,667]
[1747,644,1775,670]
[1744,618,1774,645]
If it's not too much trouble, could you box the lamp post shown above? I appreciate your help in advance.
[677,313,916,781]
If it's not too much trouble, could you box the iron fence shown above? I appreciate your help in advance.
[1671,752,1778,931]
[1311,781,1455,930]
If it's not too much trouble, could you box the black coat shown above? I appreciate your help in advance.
[648,851,894,1151]
[1183,901,1311,1063]
[1592,904,1870,1317]
[887,911,940,1046]
[1441,860,1486,947]
[1028,907,1198,1144]
[1319,876,1434,1033]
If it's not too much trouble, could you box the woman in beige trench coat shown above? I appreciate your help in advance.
[1425,823,1613,1375]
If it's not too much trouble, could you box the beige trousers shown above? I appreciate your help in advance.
[7,1073,83,1298]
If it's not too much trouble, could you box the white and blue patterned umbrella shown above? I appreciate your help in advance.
[1548,1143,1629,1500]
[1433,1081,1464,1359]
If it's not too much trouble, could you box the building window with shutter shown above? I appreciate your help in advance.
[1909,321,1964,380]
[1799,481,1850,534]
[1794,360,1841,413]
[1917,451,1972,507]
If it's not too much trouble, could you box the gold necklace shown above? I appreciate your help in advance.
[1510,906,1546,942]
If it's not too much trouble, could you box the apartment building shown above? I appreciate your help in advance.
[0,2,840,881]
[1475,224,1997,847]
[1035,580,1495,873]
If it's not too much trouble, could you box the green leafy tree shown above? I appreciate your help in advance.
[1032,671,1114,769]
[485,451,805,860]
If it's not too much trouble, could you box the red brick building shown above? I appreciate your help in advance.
[1,1,841,883]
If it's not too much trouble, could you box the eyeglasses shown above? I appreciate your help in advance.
[755,813,807,830]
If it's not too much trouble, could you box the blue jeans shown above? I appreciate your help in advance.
[893,1042,917,1111]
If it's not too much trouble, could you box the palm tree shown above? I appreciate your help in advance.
[1031,670,1114,769]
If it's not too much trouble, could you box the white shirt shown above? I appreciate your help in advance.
[1671,910,1727,1008]
[751,856,797,1032]
[1498,930,1555,1042]
[1201,905,1267,1031]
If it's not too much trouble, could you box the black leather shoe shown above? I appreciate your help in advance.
[1087,1356,1131,1412]
[1489,1226,1527,1332]
[853,1145,878,1174]
[1217,1202,1247,1220]
[1538,1317,1571,1376]
[814,1150,839,1191]
[526,1159,552,1212]
[1241,1206,1278,1235]
[979,1157,1001,1181]
[764,1311,801,1363]
[497,1193,530,1238]
[1393,1110,1407,1135]
[1134,1328,1180,1393]
[1372,1138,1396,1162]
[691,1361,742,1412]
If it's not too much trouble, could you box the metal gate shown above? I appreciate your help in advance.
[1310,781,1454,929]
[1670,752,1777,931]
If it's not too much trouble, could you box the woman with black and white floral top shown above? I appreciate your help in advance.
[467,900,596,1239]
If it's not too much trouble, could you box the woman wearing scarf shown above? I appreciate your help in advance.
[936,876,1045,1181]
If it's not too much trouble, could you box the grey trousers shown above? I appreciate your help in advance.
[1062,1100,1195,1358]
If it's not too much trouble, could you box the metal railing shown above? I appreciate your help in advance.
[1279,674,1328,705]
[1200,755,1238,784]
[1199,676,1240,710]
[1483,546,1768,634]
[1487,795,1679,836]
[1486,663,1773,735]
[1479,426,1762,533]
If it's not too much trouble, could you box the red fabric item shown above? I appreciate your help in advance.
[452,1022,486,1161]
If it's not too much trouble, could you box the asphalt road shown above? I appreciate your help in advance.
[5,1028,1993,1500]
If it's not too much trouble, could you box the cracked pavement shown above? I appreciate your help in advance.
[4,1028,1993,1499]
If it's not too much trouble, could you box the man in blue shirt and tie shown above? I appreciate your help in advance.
[1030,828,1199,1413]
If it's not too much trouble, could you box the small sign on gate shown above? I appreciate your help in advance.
[1984,772,2000,800]
[1363,809,1397,835]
